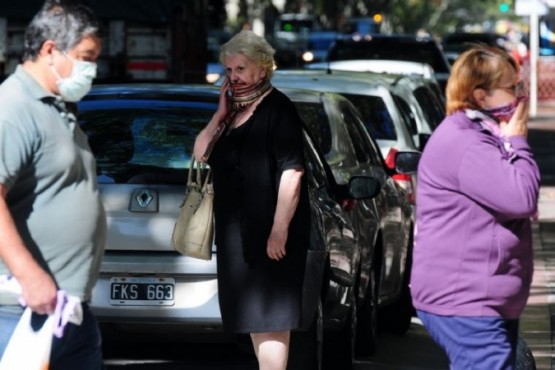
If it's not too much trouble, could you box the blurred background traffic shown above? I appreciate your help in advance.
[0,0,554,95]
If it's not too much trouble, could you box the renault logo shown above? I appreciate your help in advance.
[136,189,153,208]
[129,188,158,213]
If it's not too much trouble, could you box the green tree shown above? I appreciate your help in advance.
[368,0,518,35]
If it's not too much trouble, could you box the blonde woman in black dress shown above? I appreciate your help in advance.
[194,30,310,370]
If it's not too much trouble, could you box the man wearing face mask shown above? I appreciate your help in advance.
[0,1,106,369]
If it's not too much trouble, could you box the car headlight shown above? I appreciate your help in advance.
[206,73,221,84]
[302,51,314,63]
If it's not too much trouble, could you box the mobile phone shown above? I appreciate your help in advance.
[226,78,233,98]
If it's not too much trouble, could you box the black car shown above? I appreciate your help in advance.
[442,32,512,65]
[327,34,451,94]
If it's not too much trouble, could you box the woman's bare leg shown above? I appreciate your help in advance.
[250,331,290,370]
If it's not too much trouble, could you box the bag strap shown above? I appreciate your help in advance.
[188,157,212,189]
[201,168,213,191]
[201,122,226,162]
[187,158,194,185]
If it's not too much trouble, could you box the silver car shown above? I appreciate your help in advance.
[270,69,420,206]
[304,59,447,148]
[78,84,386,369]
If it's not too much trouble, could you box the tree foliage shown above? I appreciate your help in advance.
[249,0,520,36]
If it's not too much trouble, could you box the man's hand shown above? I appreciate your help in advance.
[18,267,57,315]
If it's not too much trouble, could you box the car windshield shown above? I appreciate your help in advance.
[78,100,216,184]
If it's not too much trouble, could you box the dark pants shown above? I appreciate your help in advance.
[417,310,519,370]
[0,304,104,370]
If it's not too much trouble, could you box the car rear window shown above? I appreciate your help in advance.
[328,39,450,74]
[293,101,332,156]
[339,94,397,141]
[78,100,215,184]
[412,87,445,129]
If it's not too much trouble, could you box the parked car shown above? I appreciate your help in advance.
[303,60,446,149]
[441,31,513,65]
[304,59,445,105]
[78,84,386,369]
[379,73,445,150]
[269,69,421,206]
[282,88,418,349]
[326,34,451,94]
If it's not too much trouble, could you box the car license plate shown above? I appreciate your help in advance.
[109,277,175,306]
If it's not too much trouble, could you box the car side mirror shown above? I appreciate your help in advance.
[395,151,421,175]
[418,133,431,151]
[347,176,381,199]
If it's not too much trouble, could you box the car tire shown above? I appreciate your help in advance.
[289,300,323,370]
[379,282,413,335]
[323,293,356,370]
[355,255,379,356]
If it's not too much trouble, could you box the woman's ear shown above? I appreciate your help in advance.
[472,88,487,108]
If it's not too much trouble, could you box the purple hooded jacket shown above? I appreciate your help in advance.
[410,111,540,319]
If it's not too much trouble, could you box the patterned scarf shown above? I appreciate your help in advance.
[202,78,272,161]
[223,78,273,129]
[465,109,516,162]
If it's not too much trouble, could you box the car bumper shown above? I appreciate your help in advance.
[90,252,222,328]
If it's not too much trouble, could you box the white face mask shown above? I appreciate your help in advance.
[51,53,97,102]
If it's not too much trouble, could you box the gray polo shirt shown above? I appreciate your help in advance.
[0,66,106,302]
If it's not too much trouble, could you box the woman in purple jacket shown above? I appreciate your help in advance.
[410,45,540,369]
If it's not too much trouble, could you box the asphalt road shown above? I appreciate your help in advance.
[103,318,449,369]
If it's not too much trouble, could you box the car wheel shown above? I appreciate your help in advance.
[323,293,356,370]
[379,282,413,335]
[355,256,379,356]
[289,299,323,370]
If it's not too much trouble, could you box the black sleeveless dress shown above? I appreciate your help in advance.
[208,89,310,333]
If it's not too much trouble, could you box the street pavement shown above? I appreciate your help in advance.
[521,103,555,369]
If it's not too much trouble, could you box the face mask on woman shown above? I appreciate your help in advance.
[481,96,526,123]
[51,53,97,102]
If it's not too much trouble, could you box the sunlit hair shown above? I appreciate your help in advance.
[220,30,276,79]
[23,0,102,61]
[446,44,520,115]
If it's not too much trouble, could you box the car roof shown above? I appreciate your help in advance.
[272,69,392,96]
[305,59,436,80]
[271,69,418,153]
[327,34,451,74]
[442,32,508,45]
[84,83,222,101]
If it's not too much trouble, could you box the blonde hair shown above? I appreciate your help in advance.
[219,30,276,79]
[446,45,520,115]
